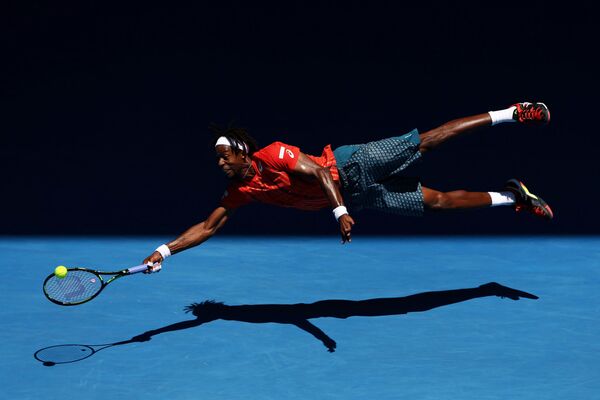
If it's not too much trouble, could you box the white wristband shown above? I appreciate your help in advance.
[155,244,171,260]
[333,206,348,221]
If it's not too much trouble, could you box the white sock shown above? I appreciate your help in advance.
[488,191,516,207]
[488,106,517,126]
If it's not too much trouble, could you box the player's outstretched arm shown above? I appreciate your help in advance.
[143,206,231,266]
[292,153,355,243]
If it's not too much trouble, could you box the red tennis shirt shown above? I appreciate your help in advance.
[220,141,340,210]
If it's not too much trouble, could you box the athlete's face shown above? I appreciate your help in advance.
[215,145,248,179]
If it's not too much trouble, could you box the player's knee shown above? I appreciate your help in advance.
[428,191,464,210]
[426,192,447,210]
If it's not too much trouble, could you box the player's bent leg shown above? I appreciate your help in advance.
[422,187,492,210]
[419,102,550,153]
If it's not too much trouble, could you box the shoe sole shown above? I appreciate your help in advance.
[535,196,554,219]
[536,102,551,124]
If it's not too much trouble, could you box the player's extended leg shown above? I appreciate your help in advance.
[422,178,554,219]
[422,187,493,209]
[419,102,550,153]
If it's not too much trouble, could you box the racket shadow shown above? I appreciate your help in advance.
[34,282,537,364]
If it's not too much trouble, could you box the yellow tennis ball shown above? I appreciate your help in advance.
[54,265,68,279]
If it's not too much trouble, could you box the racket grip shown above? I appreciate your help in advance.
[127,264,150,274]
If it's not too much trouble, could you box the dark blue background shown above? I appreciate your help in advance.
[3,2,597,235]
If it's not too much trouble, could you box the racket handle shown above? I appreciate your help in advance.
[127,264,150,274]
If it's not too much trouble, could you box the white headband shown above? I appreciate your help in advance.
[215,136,248,153]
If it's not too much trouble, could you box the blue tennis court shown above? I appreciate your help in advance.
[2,236,599,399]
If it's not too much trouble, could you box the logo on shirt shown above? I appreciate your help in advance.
[278,145,295,159]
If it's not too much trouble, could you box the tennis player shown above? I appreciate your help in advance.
[144,102,552,269]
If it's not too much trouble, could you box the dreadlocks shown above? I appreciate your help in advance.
[184,300,226,318]
[209,123,259,156]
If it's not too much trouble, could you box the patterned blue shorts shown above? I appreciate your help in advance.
[334,129,424,217]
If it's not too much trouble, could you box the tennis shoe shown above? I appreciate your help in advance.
[505,179,554,220]
[512,102,551,125]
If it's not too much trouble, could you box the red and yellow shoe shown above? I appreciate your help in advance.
[505,179,554,220]
[512,102,551,125]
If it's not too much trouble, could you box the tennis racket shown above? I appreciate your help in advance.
[34,340,133,365]
[43,264,151,306]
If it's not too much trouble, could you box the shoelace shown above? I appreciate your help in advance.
[519,105,544,121]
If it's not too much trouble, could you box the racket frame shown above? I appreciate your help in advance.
[33,342,122,364]
[43,264,148,306]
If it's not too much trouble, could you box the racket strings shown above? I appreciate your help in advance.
[44,271,102,304]
[35,345,95,363]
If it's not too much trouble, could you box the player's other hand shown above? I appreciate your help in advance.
[324,338,337,352]
[142,251,164,274]
[339,214,355,244]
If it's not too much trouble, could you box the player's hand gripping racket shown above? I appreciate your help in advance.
[43,264,155,306]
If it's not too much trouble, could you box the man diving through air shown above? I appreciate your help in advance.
[143,102,553,269]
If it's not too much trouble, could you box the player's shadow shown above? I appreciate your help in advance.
[34,282,538,365]
[130,281,537,353]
